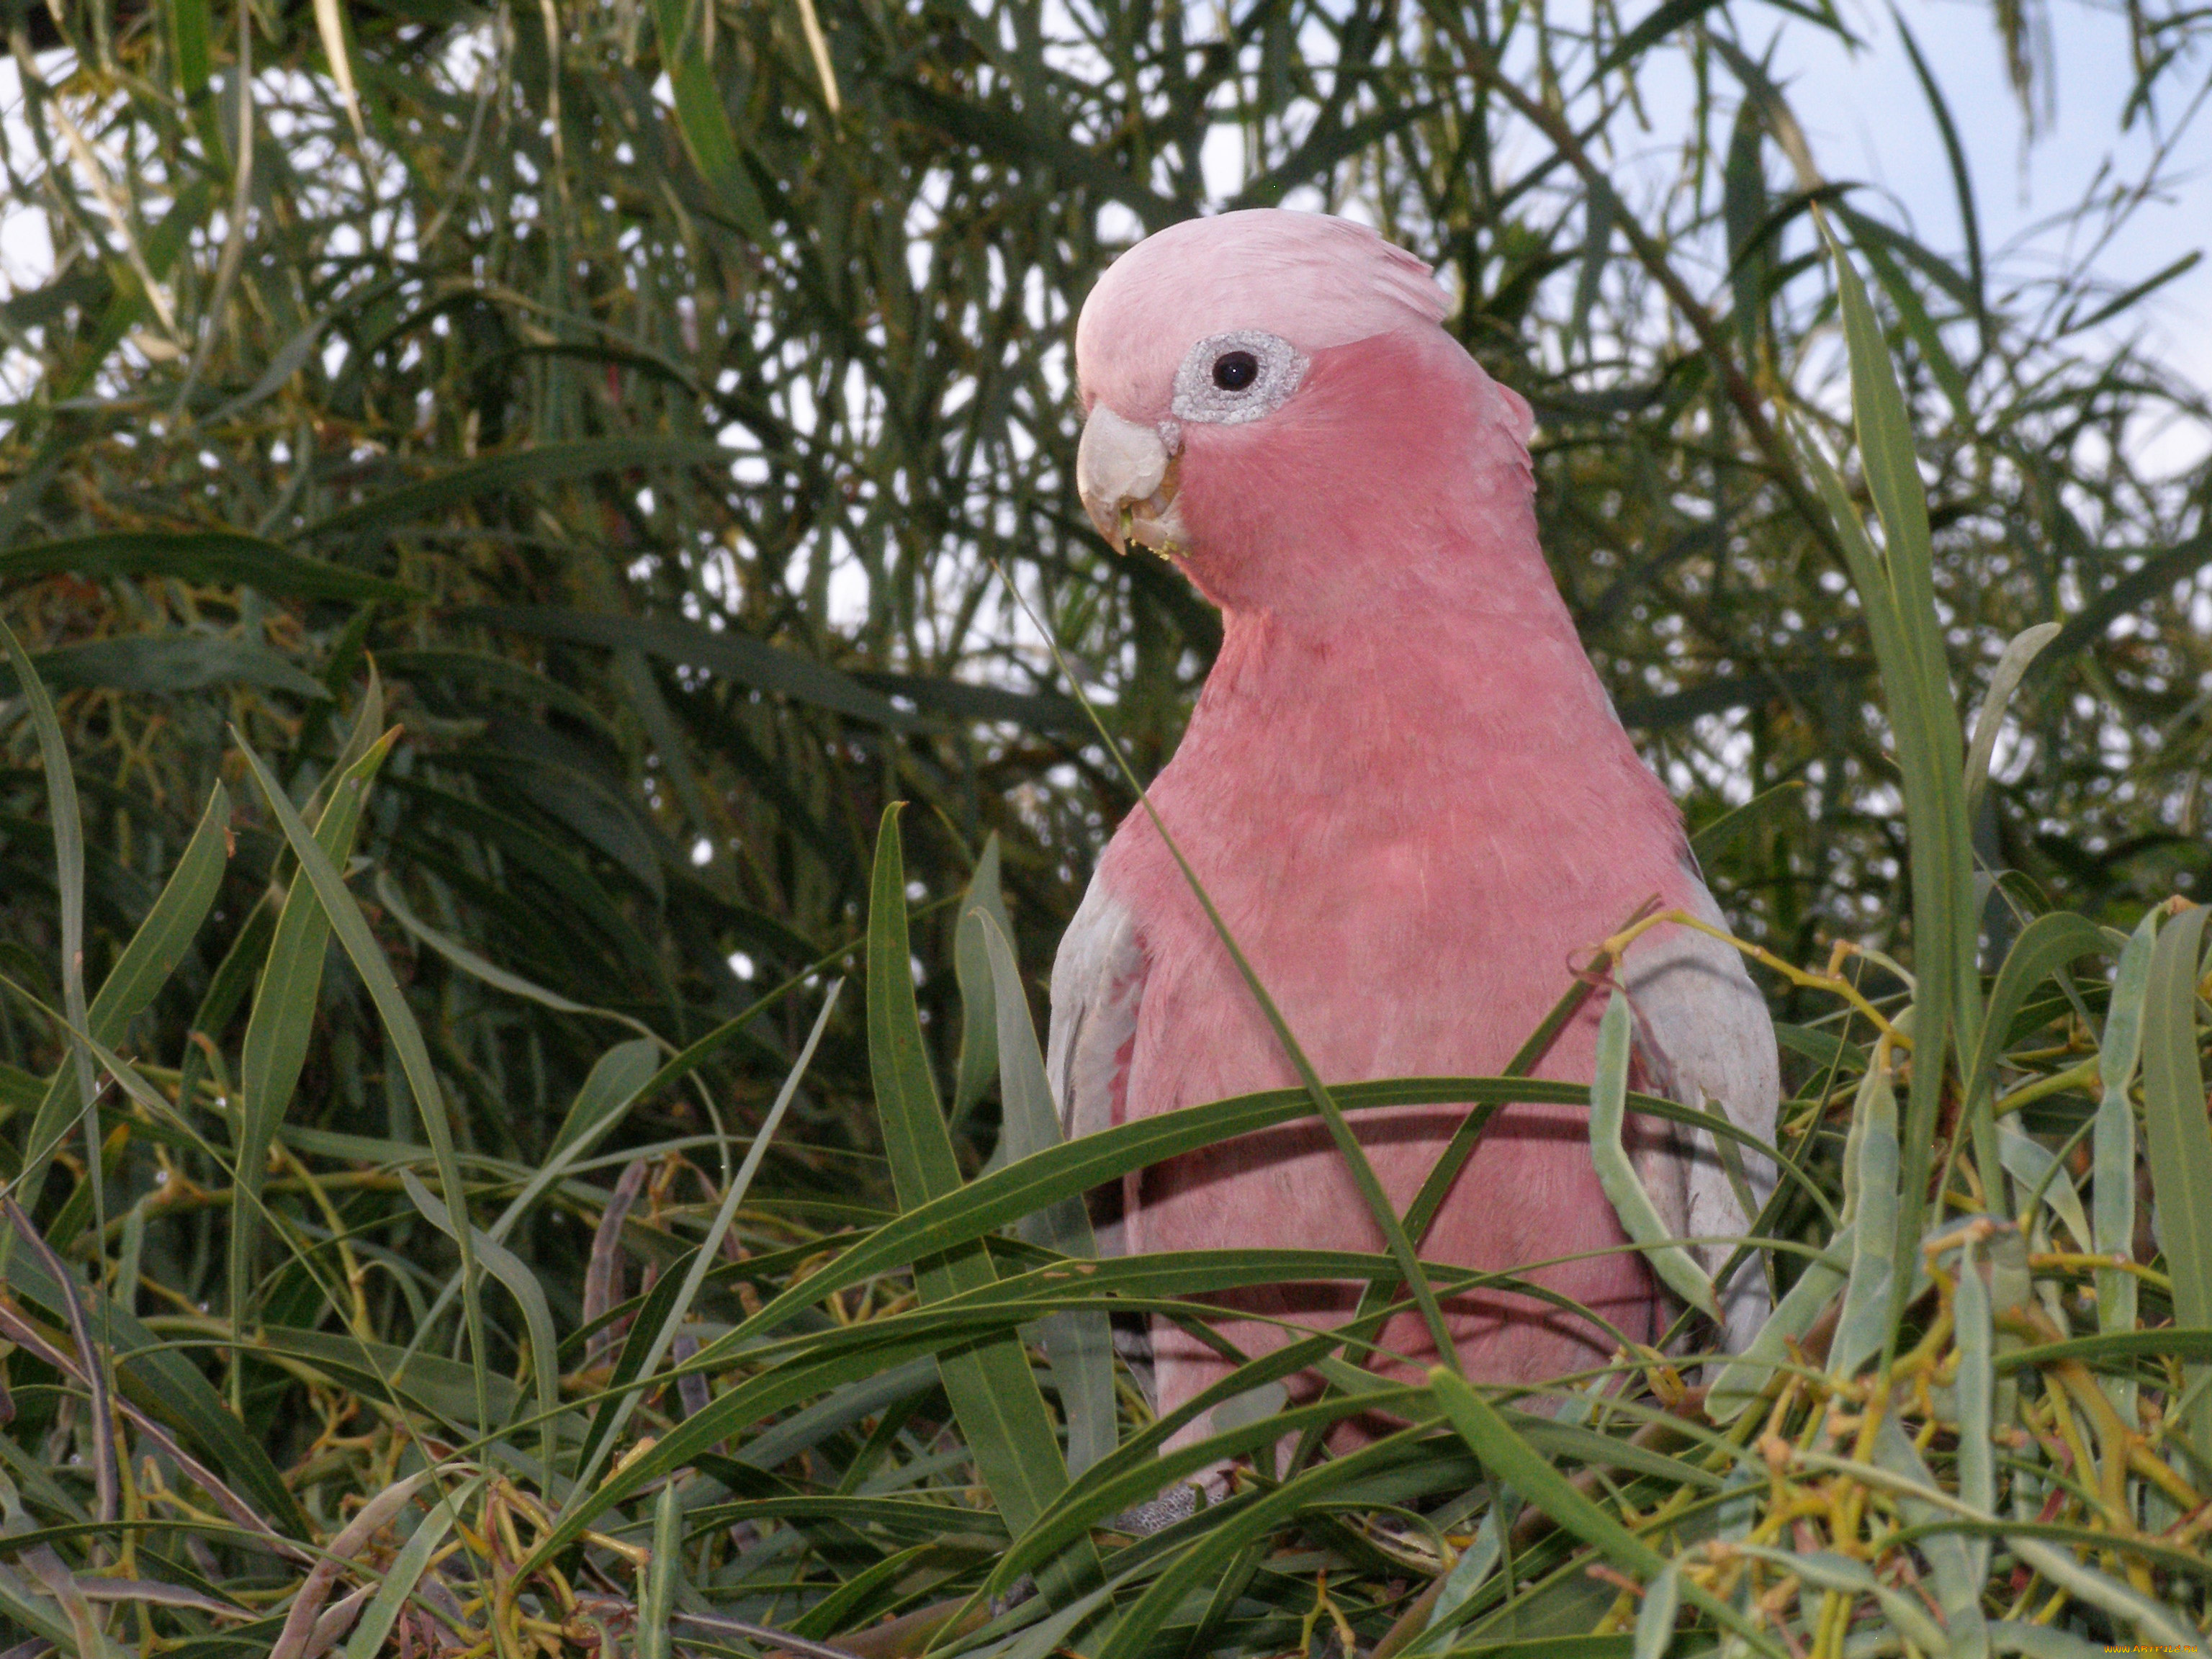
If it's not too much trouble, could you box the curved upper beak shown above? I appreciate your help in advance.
[1076,405,1184,554]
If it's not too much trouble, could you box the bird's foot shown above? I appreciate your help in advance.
[986,1576,1036,1619]
[1109,1460,1234,1535]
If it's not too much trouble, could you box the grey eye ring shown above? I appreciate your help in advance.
[1171,330,1307,425]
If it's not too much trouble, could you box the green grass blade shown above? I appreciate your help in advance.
[1829,1058,1901,1380]
[6,634,326,699]
[231,733,494,1437]
[1590,989,1716,1318]
[1730,1543,1951,1654]
[464,603,922,732]
[1965,912,2113,1108]
[18,779,230,1220]
[1090,1426,1444,1659]
[1871,1409,1987,1658]
[1429,1370,1777,1654]
[2095,907,2159,1422]
[950,835,1007,1127]
[975,909,1116,1477]
[233,727,395,1370]
[1889,6,1988,345]
[866,805,1076,1542]
[2003,1536,2208,1655]
[399,1169,563,1482]
[174,891,272,1130]
[299,438,733,540]
[729,1074,1790,1353]
[560,980,840,1503]
[548,1038,660,1163]
[2140,903,2212,1462]
[372,867,667,1046]
[1962,623,2062,818]
[1632,1563,1681,1659]
[642,1478,682,1659]
[1998,1126,2090,1250]
[1820,229,1982,1336]
[1953,1231,1997,1584]
[1,622,96,1225]
[341,1472,482,1659]
[648,0,775,240]
[0,530,415,601]
[1,1223,310,1536]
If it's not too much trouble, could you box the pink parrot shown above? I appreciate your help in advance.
[1048,210,1779,1442]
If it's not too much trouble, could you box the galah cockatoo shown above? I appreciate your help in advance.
[1049,209,1779,1439]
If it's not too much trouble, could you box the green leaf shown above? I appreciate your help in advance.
[1632,1563,1681,1659]
[2033,530,2212,669]
[174,894,273,1130]
[2002,1536,2208,1654]
[950,836,1009,1125]
[1871,1411,1987,1658]
[233,725,396,1352]
[1,1238,310,1537]
[2095,907,2161,1421]
[1429,1370,1773,1653]
[1843,209,1974,423]
[559,981,840,1503]
[1962,622,2062,816]
[729,1073,1789,1355]
[17,781,231,1217]
[377,649,616,734]
[1092,1427,1444,1659]
[642,1479,683,1659]
[463,603,922,730]
[1813,228,1982,1328]
[1729,1544,1951,1655]
[1965,912,2112,1108]
[1706,1224,1854,1423]
[1952,1230,1996,1585]
[974,907,1116,1477]
[232,734,495,1437]
[0,531,415,600]
[1829,1056,1901,1380]
[1589,990,1717,1318]
[1687,781,1804,866]
[341,1473,482,1659]
[549,1039,661,1162]
[399,1168,565,1480]
[299,438,734,540]
[649,0,775,240]
[2140,903,2212,1462]
[372,868,663,1048]
[1892,6,1988,346]
[1,621,99,1241]
[1593,0,1734,78]
[2,634,327,700]
[866,805,1077,1541]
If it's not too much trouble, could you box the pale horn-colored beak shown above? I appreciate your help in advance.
[1076,405,1184,554]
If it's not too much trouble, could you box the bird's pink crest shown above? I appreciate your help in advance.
[1075,210,1455,421]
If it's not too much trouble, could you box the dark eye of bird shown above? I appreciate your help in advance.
[1212,351,1259,391]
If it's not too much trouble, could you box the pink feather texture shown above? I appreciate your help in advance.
[1061,209,1761,1441]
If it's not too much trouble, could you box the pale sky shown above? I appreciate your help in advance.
[4,3,2204,467]
[1771,0,2211,467]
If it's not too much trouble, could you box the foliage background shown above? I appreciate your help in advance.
[0,0,2208,1652]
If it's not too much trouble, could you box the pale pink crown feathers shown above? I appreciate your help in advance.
[1074,210,1455,420]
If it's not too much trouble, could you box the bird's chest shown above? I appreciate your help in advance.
[1105,783,1619,1104]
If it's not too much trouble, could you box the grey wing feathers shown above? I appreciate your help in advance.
[1623,884,1781,1357]
[1046,876,1147,1258]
